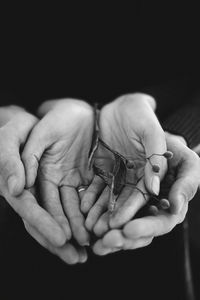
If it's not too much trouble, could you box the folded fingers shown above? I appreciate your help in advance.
[23,221,87,264]
[60,185,90,246]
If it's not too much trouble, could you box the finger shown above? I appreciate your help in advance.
[123,201,188,239]
[81,176,106,214]
[23,221,81,265]
[92,239,114,256]
[7,189,67,247]
[102,229,154,250]
[102,229,124,248]
[39,179,72,240]
[93,211,110,237]
[109,180,149,228]
[168,151,200,214]
[85,186,109,231]
[22,120,51,188]
[143,126,167,195]
[60,186,90,246]
[0,151,25,196]
[37,100,60,117]
[93,234,153,255]
[78,247,88,263]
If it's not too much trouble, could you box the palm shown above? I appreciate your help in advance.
[23,100,95,247]
[84,95,167,233]
[99,103,147,185]
[38,120,93,188]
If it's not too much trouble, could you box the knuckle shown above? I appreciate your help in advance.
[121,93,154,105]
[58,99,93,119]
[94,202,105,211]
[0,157,16,176]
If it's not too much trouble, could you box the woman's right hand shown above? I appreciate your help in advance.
[0,106,82,264]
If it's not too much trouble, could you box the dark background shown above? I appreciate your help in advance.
[1,2,199,112]
[1,2,200,300]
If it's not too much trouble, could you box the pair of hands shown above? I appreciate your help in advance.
[0,95,199,264]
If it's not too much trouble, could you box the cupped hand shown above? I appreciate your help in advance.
[0,107,73,255]
[22,99,94,248]
[83,94,168,235]
[92,133,200,255]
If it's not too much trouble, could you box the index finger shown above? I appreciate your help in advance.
[123,201,188,239]
[109,179,149,228]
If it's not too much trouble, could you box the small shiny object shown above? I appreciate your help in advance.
[160,198,170,210]
[149,205,159,215]
[77,185,88,193]
[126,160,135,169]
[163,151,173,159]
[152,164,160,173]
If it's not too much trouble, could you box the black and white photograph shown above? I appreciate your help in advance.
[0,3,200,300]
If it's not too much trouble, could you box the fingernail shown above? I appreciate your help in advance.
[151,176,160,195]
[8,176,17,195]
[83,241,90,246]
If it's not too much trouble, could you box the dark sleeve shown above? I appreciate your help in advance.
[162,94,200,149]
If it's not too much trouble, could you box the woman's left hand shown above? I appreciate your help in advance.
[92,133,200,255]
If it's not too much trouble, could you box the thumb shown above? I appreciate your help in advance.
[0,151,25,196]
[143,125,167,196]
[22,120,50,188]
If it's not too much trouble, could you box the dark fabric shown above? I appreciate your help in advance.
[163,103,200,149]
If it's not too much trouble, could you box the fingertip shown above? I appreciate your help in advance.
[93,214,109,237]
[76,227,90,247]
[92,240,111,256]
[57,244,80,265]
[102,230,124,248]
[52,229,67,248]
[85,216,94,231]
[61,222,72,241]
[81,201,90,214]
[78,248,88,263]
